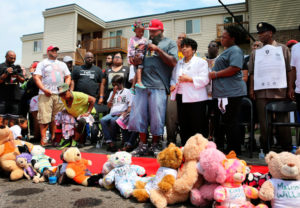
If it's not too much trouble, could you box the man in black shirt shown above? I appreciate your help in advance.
[70,52,104,144]
[0,50,25,116]
[70,52,102,98]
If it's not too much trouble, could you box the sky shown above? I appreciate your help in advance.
[0,0,244,65]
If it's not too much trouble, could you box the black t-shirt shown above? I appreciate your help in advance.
[72,64,103,98]
[0,62,24,101]
[104,66,131,101]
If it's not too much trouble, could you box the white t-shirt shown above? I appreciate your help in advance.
[270,178,300,208]
[145,167,177,194]
[29,95,39,112]
[10,125,22,139]
[291,43,300,93]
[34,58,70,94]
[107,88,133,115]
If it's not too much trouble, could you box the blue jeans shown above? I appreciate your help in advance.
[128,88,167,136]
[100,114,119,143]
[100,114,138,145]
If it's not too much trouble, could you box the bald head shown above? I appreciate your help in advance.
[5,50,16,65]
[84,52,94,66]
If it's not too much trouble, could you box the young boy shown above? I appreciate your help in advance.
[100,75,135,152]
[9,117,28,140]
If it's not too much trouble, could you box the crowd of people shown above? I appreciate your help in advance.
[1,18,300,157]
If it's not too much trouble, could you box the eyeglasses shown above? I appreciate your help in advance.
[177,36,185,40]
[114,56,122,59]
[209,44,218,48]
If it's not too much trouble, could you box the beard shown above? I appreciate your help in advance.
[149,33,163,45]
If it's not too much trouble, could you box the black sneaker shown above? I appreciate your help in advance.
[106,143,118,152]
[84,137,92,146]
[131,142,149,156]
[150,143,161,156]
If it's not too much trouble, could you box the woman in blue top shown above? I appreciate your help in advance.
[208,25,247,155]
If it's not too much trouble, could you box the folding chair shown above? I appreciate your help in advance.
[265,100,300,151]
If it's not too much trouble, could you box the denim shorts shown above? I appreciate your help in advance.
[128,88,167,136]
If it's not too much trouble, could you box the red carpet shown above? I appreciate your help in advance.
[45,149,268,175]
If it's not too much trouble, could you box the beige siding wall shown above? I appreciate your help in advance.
[21,40,44,68]
[43,13,76,54]
[248,0,300,33]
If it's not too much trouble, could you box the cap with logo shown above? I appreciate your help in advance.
[146,19,164,31]
[256,22,276,34]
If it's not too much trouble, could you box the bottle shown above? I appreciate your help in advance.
[259,149,265,160]
[291,145,297,154]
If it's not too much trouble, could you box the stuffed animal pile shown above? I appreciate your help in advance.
[3,130,300,208]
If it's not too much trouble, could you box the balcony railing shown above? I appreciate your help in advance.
[216,21,249,40]
[81,36,128,54]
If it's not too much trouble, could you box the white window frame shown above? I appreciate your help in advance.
[224,14,244,24]
[186,19,201,34]
[33,40,42,53]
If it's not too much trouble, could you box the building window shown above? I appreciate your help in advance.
[33,40,42,52]
[224,15,243,23]
[186,19,200,34]
[109,30,122,48]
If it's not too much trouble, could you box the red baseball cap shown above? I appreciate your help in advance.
[146,19,164,31]
[31,62,39,69]
[47,45,59,52]
[286,40,298,47]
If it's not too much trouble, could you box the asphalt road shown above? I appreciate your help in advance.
[0,176,194,208]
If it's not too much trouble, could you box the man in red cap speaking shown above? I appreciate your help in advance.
[128,19,178,156]
[34,45,71,146]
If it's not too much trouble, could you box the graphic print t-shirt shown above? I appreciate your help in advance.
[34,59,70,94]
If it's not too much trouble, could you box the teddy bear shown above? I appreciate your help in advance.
[259,151,300,208]
[63,147,102,186]
[16,153,41,183]
[55,148,73,185]
[133,143,183,208]
[99,154,115,189]
[31,145,57,182]
[190,141,227,207]
[214,158,267,208]
[146,134,208,207]
[102,151,151,198]
[0,126,34,180]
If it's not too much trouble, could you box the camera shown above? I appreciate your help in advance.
[5,65,22,75]
[11,65,22,75]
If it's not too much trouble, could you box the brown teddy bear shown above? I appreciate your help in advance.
[133,143,183,207]
[0,126,33,180]
[133,134,209,207]
[63,147,102,186]
[259,151,300,207]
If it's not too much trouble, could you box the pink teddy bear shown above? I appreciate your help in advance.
[190,142,227,207]
[214,158,267,208]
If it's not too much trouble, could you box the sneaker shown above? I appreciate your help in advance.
[85,137,92,146]
[71,140,77,147]
[57,139,71,150]
[58,138,65,146]
[135,83,146,89]
[131,142,149,156]
[121,144,134,152]
[40,138,51,147]
[130,88,136,95]
[150,143,162,156]
[77,143,84,148]
[106,142,118,152]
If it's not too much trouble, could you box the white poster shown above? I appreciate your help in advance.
[254,45,287,90]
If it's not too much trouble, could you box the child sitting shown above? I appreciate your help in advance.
[9,117,28,140]
[100,75,135,152]
[128,20,148,91]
